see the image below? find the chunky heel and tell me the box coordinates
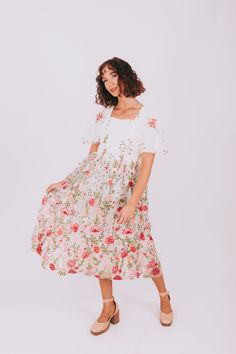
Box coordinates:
[110,310,120,324]
[159,290,174,326]
[90,296,120,335]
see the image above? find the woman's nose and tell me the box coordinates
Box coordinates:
[108,81,116,89]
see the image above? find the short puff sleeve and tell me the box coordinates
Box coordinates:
[81,109,106,145]
[140,110,168,155]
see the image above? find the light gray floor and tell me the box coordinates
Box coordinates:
[1,272,235,354]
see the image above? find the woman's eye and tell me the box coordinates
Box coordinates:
[102,74,116,83]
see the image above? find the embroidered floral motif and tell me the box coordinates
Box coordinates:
[96,111,104,121]
[147,117,157,128]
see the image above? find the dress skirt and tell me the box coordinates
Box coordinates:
[31,151,163,280]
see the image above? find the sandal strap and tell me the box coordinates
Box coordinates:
[159,290,170,297]
[103,296,114,303]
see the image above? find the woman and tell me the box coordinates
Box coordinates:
[31,56,174,336]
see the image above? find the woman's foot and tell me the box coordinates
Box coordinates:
[160,293,173,314]
[159,290,174,326]
[97,299,116,322]
[90,297,120,335]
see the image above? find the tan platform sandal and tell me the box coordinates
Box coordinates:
[159,290,174,326]
[90,296,120,335]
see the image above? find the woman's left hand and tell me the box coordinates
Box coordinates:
[116,203,136,224]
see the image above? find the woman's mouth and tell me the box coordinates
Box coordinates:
[110,87,117,93]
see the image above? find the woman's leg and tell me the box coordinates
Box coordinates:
[97,278,116,322]
[151,273,173,314]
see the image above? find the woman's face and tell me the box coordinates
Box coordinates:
[101,65,123,96]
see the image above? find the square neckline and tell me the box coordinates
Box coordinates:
[109,104,145,121]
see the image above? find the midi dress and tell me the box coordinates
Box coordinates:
[31,104,168,280]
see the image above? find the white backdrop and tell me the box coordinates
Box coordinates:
[0,1,235,353]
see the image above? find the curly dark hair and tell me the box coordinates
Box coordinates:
[95,57,145,108]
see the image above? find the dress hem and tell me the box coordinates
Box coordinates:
[34,252,163,281]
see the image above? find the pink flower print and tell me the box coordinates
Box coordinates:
[84,170,90,176]
[138,204,148,212]
[46,229,52,237]
[68,269,77,274]
[88,198,96,206]
[148,117,157,128]
[128,181,133,187]
[60,207,70,216]
[56,227,64,236]
[105,236,114,244]
[114,275,122,280]
[36,243,43,255]
[117,206,122,212]
[112,265,119,274]
[41,195,47,205]
[107,179,113,185]
[91,225,100,233]
[121,250,128,258]
[151,268,160,276]
[139,232,145,241]
[71,223,79,232]
[149,234,154,241]
[67,260,76,268]
[38,233,43,242]
[94,246,100,253]
[122,228,133,235]
[49,263,55,271]
[130,245,137,252]
[148,260,157,268]
[82,251,90,259]
[136,271,141,278]
[96,112,104,121]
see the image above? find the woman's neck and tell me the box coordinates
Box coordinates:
[115,97,142,110]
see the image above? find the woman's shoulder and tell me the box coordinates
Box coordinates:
[142,105,159,117]
[95,105,112,123]
[139,106,166,138]
[140,105,159,125]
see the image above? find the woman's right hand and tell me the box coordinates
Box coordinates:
[46,179,66,193]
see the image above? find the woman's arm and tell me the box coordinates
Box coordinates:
[128,152,155,208]
[117,152,155,224]
[89,142,100,154]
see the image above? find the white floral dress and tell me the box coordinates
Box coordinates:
[31,105,168,280]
